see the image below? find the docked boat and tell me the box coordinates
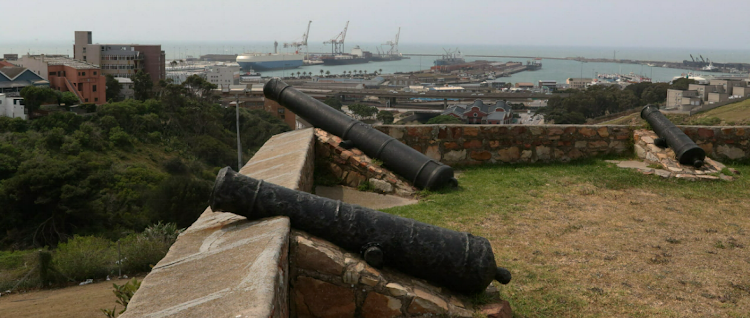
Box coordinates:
[236,52,304,71]
[321,46,370,66]
[434,48,465,66]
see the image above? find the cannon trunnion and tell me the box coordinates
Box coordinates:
[641,105,706,168]
[264,79,456,190]
[210,167,510,295]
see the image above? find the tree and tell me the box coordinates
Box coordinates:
[348,103,378,119]
[19,86,57,118]
[325,70,330,76]
[379,68,383,74]
[426,115,464,124]
[133,70,153,101]
[323,97,343,111]
[320,69,324,76]
[671,77,697,90]
[297,71,301,77]
[105,74,122,102]
[59,91,80,106]
[377,110,394,124]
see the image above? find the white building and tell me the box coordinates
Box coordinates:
[115,77,135,100]
[0,93,27,120]
[204,63,240,88]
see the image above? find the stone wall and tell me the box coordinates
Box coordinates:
[679,126,750,161]
[315,129,417,197]
[289,230,511,318]
[122,128,317,318]
[375,125,634,165]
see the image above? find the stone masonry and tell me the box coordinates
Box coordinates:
[677,126,750,161]
[289,230,512,318]
[315,128,417,197]
[374,125,634,165]
[633,129,735,180]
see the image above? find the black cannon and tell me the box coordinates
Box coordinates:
[264,79,456,190]
[210,167,511,294]
[641,105,706,168]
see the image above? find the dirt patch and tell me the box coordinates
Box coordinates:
[0,276,142,318]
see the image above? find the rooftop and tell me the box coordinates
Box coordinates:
[26,55,100,70]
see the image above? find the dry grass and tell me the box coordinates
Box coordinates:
[602,99,750,127]
[384,160,750,317]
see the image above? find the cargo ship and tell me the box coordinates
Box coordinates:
[434,48,465,66]
[236,52,304,71]
[321,46,371,66]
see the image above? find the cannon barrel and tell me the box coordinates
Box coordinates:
[641,105,706,168]
[264,79,456,190]
[211,167,510,294]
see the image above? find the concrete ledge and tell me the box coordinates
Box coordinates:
[123,128,317,318]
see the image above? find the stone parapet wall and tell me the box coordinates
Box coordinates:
[315,128,416,197]
[123,128,318,318]
[289,230,511,318]
[375,125,634,165]
[678,126,750,161]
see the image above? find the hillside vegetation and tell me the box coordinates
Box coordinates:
[0,76,289,249]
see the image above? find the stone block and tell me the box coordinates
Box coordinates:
[547,127,563,135]
[471,151,492,161]
[520,150,532,161]
[717,144,746,160]
[579,127,596,137]
[568,148,583,160]
[463,126,479,136]
[489,140,500,148]
[385,283,408,297]
[588,140,608,148]
[444,141,460,150]
[699,142,713,155]
[536,146,551,160]
[464,139,483,149]
[451,127,463,139]
[407,288,448,315]
[479,300,513,318]
[529,126,544,135]
[362,292,402,318]
[368,178,394,193]
[295,276,356,318]
[424,145,441,161]
[497,147,520,162]
[444,150,467,162]
[575,141,588,148]
[388,127,404,140]
[295,235,345,276]
[697,128,714,139]
[597,127,609,138]
[345,171,366,187]
[361,276,380,287]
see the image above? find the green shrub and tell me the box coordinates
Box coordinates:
[689,116,722,126]
[53,235,115,281]
[109,127,134,148]
[101,278,141,318]
[119,223,181,273]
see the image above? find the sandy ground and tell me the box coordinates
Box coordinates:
[0,276,141,318]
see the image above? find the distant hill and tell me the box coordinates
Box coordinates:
[602,98,750,126]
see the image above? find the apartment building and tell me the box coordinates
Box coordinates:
[205,64,240,88]
[566,78,593,90]
[74,31,165,84]
[19,54,106,104]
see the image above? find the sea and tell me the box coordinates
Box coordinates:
[3,41,748,83]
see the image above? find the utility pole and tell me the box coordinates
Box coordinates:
[235,94,242,170]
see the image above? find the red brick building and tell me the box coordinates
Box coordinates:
[20,55,106,104]
[264,98,297,129]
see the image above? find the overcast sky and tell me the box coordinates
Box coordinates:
[3,0,749,49]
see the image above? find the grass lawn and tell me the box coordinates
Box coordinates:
[383,159,750,317]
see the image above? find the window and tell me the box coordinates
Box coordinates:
[83,56,87,61]
[95,98,98,102]
[93,71,97,75]
[49,72,55,76]
[85,98,88,102]
[83,47,86,53]
[93,85,97,92]
[82,71,86,76]
[278,108,285,119]
[78,83,83,91]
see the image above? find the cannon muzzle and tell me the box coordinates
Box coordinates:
[641,105,706,168]
[264,79,457,190]
[210,167,509,294]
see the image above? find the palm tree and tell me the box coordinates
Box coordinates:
[379,68,382,74]
[319,69,324,76]
[325,70,330,76]
[297,71,301,77]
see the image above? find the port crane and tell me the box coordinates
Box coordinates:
[382,27,401,56]
[324,21,349,54]
[284,21,312,58]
